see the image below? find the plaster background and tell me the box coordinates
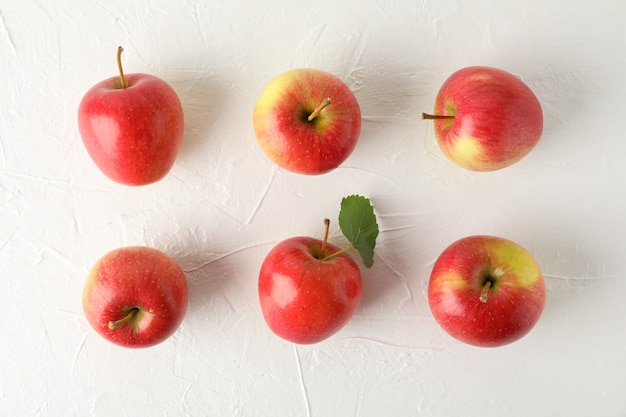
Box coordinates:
[1,0,625,415]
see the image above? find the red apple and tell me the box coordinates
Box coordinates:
[78,47,184,185]
[423,66,543,171]
[258,213,366,344]
[259,235,362,344]
[82,246,188,348]
[253,68,361,175]
[258,197,378,344]
[428,235,546,347]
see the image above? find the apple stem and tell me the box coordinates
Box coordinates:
[108,307,139,330]
[320,244,353,262]
[308,98,332,121]
[317,218,354,262]
[479,281,492,303]
[117,46,128,89]
[422,113,455,120]
[320,218,330,253]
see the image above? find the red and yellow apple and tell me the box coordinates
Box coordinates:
[428,235,546,347]
[423,66,543,171]
[253,68,361,175]
[78,47,184,185]
[82,246,188,348]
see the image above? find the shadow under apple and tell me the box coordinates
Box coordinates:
[354,206,432,316]
[166,74,226,160]
[174,253,233,312]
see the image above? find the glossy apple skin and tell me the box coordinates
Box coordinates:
[428,235,545,347]
[78,73,184,185]
[430,66,543,171]
[82,246,188,348]
[258,237,362,344]
[253,68,361,175]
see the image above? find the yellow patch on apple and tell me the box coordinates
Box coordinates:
[431,270,472,292]
[470,73,493,83]
[449,136,484,169]
[254,75,290,109]
[485,239,542,287]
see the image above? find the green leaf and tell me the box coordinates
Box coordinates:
[338,195,379,268]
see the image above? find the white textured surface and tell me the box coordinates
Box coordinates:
[2,0,626,415]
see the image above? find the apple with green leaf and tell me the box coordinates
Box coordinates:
[82,246,188,348]
[423,66,543,171]
[78,46,184,185]
[253,68,361,175]
[258,195,379,344]
[428,235,546,347]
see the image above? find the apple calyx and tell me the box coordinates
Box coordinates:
[422,113,455,120]
[108,306,143,333]
[308,98,332,121]
[115,46,128,89]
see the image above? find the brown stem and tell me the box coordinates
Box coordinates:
[320,218,330,253]
[308,98,332,121]
[318,219,355,262]
[117,46,127,89]
[108,307,139,330]
[422,113,455,120]
[479,281,492,303]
